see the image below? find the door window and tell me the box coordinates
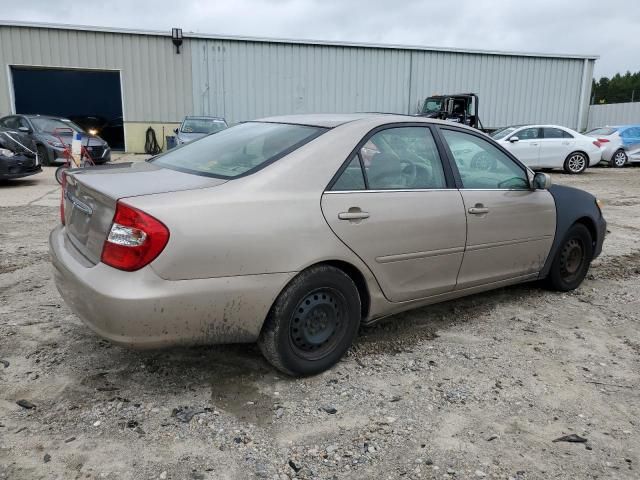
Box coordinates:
[441,129,530,190]
[331,155,366,191]
[514,127,541,140]
[2,116,20,129]
[361,127,446,190]
[543,128,572,139]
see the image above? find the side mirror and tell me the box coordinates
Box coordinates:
[18,126,32,133]
[509,136,519,143]
[173,128,179,134]
[532,172,552,190]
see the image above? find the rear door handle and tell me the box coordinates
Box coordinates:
[468,204,489,215]
[338,211,370,220]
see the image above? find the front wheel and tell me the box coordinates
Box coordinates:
[546,223,593,291]
[563,152,588,174]
[55,165,68,185]
[258,265,361,376]
[610,149,627,168]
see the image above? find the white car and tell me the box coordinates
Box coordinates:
[491,125,601,174]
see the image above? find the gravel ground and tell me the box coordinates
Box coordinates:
[1,163,639,480]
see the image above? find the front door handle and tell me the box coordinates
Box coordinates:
[468,204,489,215]
[338,208,370,221]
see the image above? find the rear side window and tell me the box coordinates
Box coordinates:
[152,122,325,178]
[543,128,573,139]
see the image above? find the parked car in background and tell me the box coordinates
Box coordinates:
[0,114,111,166]
[50,114,606,376]
[585,125,640,167]
[491,124,601,174]
[69,115,125,151]
[0,126,41,180]
[174,116,228,145]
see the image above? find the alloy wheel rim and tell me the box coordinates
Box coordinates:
[568,154,586,172]
[614,152,626,166]
[289,288,347,360]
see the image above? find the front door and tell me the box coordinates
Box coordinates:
[439,128,556,289]
[321,126,467,302]
[506,127,542,167]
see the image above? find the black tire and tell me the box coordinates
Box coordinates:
[563,152,588,174]
[55,165,68,185]
[258,265,361,376]
[610,149,627,168]
[37,145,49,167]
[546,223,593,291]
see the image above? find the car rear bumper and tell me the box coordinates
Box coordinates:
[49,225,294,348]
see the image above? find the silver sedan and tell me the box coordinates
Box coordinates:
[50,114,606,375]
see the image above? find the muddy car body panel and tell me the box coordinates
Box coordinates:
[49,114,606,362]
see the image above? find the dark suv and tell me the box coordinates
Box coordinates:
[0,115,111,166]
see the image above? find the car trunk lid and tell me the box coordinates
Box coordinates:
[63,161,226,264]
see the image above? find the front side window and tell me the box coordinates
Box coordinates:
[441,129,530,190]
[514,127,541,140]
[491,127,517,140]
[152,122,325,178]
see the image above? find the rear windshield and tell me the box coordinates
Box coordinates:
[181,118,227,134]
[151,122,326,178]
[586,127,617,136]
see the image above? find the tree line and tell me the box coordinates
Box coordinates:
[591,71,640,104]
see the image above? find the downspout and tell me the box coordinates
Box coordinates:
[576,58,589,132]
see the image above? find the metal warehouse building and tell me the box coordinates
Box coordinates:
[0,21,597,153]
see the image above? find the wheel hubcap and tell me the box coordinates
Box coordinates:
[568,155,586,172]
[290,288,345,357]
[560,238,584,281]
[614,152,626,166]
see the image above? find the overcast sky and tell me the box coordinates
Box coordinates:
[3,0,638,78]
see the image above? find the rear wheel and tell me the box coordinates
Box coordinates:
[258,265,361,376]
[563,152,587,174]
[610,149,627,168]
[37,145,49,167]
[546,223,593,291]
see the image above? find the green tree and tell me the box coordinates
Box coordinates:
[592,70,640,104]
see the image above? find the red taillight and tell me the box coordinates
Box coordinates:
[598,138,610,143]
[60,172,66,225]
[101,201,170,272]
[593,140,601,148]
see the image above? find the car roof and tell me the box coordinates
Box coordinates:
[23,114,69,120]
[184,116,226,121]
[254,113,460,128]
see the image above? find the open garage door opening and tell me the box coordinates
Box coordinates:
[11,66,125,150]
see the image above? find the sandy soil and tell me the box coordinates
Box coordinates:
[0,164,638,480]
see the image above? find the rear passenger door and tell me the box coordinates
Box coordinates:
[321,125,467,302]
[439,128,556,289]
[539,127,575,167]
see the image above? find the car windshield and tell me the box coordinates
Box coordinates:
[181,118,227,134]
[586,127,617,136]
[491,127,517,140]
[152,122,326,178]
[422,99,442,114]
[31,118,84,134]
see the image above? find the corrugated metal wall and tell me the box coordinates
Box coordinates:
[587,102,640,130]
[0,25,193,122]
[191,39,595,130]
